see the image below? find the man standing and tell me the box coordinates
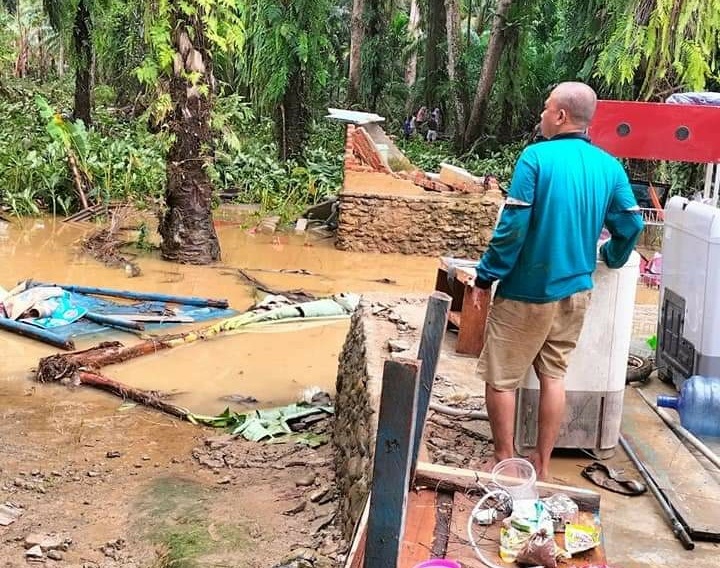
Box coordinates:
[471,82,644,480]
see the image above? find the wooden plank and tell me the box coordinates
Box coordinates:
[432,492,453,558]
[414,462,601,512]
[447,492,486,568]
[411,292,452,473]
[456,285,489,356]
[345,495,370,568]
[364,359,422,568]
[398,490,437,568]
[622,388,720,540]
[448,493,606,568]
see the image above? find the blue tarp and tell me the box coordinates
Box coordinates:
[22,291,236,340]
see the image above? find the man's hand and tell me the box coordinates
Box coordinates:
[470,285,490,311]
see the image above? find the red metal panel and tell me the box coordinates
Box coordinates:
[588,100,720,163]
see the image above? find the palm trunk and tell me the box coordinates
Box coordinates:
[424,0,447,106]
[404,0,421,113]
[72,0,93,126]
[445,0,466,147]
[463,0,513,149]
[159,20,220,264]
[347,0,365,104]
[275,69,308,161]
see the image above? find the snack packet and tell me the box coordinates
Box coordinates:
[565,523,601,555]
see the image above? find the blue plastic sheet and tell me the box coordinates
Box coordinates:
[21,291,236,340]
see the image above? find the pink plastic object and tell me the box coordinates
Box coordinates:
[413,561,462,568]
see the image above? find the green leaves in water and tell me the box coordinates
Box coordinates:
[187,403,333,446]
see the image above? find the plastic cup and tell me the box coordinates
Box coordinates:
[412,561,462,568]
[491,458,538,502]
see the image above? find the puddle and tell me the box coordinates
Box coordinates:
[0,214,438,414]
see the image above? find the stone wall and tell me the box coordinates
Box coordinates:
[336,190,502,258]
[332,306,383,541]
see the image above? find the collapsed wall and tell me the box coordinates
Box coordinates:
[335,123,504,258]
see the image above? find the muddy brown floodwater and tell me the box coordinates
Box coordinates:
[1,215,438,413]
[0,212,440,568]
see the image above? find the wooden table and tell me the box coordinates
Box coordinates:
[434,257,491,356]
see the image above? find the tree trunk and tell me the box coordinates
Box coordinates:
[404,0,421,113]
[463,0,513,149]
[72,0,93,126]
[347,0,365,104]
[275,69,308,161]
[424,0,447,106]
[159,20,220,264]
[445,0,466,148]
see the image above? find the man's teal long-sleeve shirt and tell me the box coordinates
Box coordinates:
[475,135,644,303]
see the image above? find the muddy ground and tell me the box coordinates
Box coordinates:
[4,212,698,568]
[1,213,443,568]
[0,377,343,568]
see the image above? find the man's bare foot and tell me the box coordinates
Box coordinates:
[528,453,549,481]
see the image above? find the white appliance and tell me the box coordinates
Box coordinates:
[657,196,720,388]
[515,252,640,457]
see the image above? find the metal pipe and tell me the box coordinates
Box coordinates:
[429,401,489,420]
[84,312,145,331]
[29,281,229,308]
[0,317,75,350]
[635,387,720,471]
[619,434,695,550]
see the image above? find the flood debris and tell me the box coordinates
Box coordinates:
[0,503,23,526]
[229,267,318,303]
[81,206,139,272]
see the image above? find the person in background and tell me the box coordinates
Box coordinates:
[431,107,442,130]
[426,114,438,142]
[403,115,414,140]
[415,106,428,125]
[471,81,644,480]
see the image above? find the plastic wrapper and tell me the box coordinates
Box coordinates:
[516,528,557,568]
[499,524,531,563]
[542,493,579,532]
[565,523,601,555]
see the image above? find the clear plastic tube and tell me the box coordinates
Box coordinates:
[466,489,512,568]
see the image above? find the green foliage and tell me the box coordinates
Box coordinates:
[592,0,720,99]
[0,81,169,217]
[209,111,344,221]
[240,0,331,112]
[399,137,522,186]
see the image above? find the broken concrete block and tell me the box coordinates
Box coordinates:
[0,503,22,526]
[24,533,64,551]
[25,545,43,559]
[258,216,280,235]
[439,162,484,192]
[294,218,308,233]
[387,339,411,353]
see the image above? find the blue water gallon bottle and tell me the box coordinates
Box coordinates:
[657,375,720,437]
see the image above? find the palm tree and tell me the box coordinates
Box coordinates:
[241,0,332,160]
[41,0,97,125]
[138,0,242,264]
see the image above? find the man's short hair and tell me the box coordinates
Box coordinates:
[552,82,598,127]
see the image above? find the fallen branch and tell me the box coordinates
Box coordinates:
[232,268,317,303]
[77,370,189,419]
[36,340,171,382]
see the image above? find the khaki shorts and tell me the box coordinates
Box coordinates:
[476,291,591,391]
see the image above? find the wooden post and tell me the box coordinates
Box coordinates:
[364,358,422,568]
[456,284,490,356]
[411,291,451,474]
